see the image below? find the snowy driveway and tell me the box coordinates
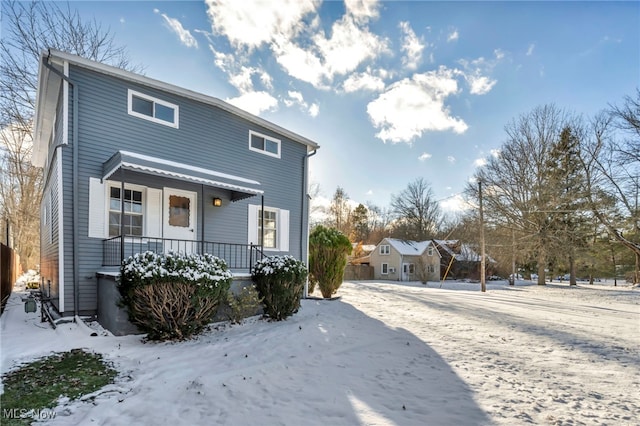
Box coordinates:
[1,280,638,425]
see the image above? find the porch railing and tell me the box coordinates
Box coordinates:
[103,236,265,270]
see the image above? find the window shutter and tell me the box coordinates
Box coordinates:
[247,204,259,245]
[146,188,162,237]
[279,209,289,252]
[88,177,105,238]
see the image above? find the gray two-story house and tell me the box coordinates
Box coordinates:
[32,50,319,329]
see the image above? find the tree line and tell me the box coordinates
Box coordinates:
[313,95,639,285]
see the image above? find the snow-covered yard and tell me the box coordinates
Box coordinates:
[1,279,638,425]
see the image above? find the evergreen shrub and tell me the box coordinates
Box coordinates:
[309,226,352,298]
[251,255,307,321]
[119,251,232,340]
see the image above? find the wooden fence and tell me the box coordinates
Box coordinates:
[343,264,374,281]
[1,243,21,314]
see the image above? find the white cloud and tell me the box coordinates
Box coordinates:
[490,148,500,158]
[467,75,497,95]
[284,90,319,117]
[205,0,316,49]
[225,91,278,115]
[205,0,389,90]
[458,50,504,96]
[158,12,198,48]
[399,21,424,70]
[526,43,535,56]
[418,152,432,161]
[272,39,327,88]
[308,103,320,117]
[228,66,257,93]
[366,67,468,144]
[447,29,459,42]
[440,194,471,212]
[313,14,389,80]
[447,156,456,163]
[474,157,487,167]
[288,90,305,104]
[366,189,373,195]
[208,44,234,72]
[344,0,380,24]
[342,71,385,93]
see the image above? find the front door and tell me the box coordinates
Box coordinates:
[402,263,413,281]
[163,188,197,254]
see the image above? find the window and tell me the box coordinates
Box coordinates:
[168,195,190,227]
[108,186,144,237]
[128,89,179,128]
[381,263,389,275]
[427,246,434,256]
[380,244,390,255]
[249,131,280,158]
[409,264,415,274]
[247,205,289,251]
[259,209,277,248]
[428,265,435,273]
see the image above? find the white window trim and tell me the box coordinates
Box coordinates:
[106,181,147,238]
[380,244,390,255]
[249,130,281,159]
[381,263,389,275]
[127,89,179,128]
[248,204,290,252]
[427,246,434,256]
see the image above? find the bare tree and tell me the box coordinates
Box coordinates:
[390,178,441,241]
[0,0,139,269]
[579,93,640,283]
[328,186,352,237]
[470,104,574,285]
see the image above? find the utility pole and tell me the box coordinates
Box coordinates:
[510,228,515,286]
[479,180,486,292]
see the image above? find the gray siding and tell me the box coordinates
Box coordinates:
[40,90,65,312]
[59,65,310,314]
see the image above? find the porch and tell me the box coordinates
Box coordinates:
[102,235,264,272]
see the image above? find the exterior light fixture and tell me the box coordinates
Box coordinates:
[213,197,222,207]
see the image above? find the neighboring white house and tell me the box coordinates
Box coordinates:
[369,238,441,282]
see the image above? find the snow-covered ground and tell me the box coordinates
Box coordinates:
[1,279,638,425]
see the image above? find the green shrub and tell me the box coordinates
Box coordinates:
[226,285,263,324]
[309,226,352,298]
[119,251,232,340]
[251,255,307,321]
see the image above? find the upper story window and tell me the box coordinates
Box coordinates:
[128,89,179,128]
[380,244,390,255]
[249,130,280,158]
[427,246,434,256]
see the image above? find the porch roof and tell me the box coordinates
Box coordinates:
[103,150,263,201]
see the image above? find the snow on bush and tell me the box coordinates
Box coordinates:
[251,255,307,321]
[118,251,232,340]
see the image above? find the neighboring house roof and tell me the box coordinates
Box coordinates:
[384,238,435,256]
[361,244,377,253]
[432,239,493,263]
[33,49,320,167]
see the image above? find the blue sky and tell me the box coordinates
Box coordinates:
[70,0,638,213]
